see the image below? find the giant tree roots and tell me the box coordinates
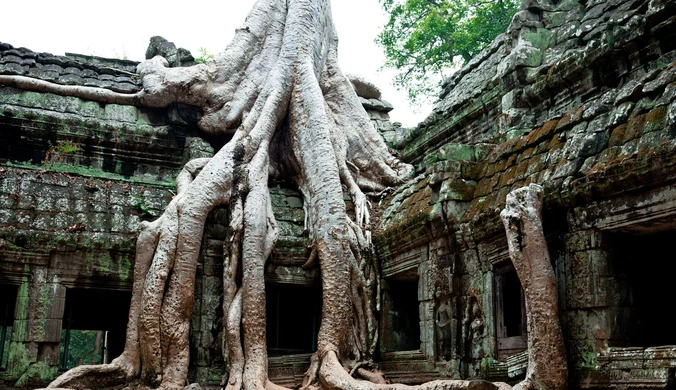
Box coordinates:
[0,1,568,389]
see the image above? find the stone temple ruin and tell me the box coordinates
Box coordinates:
[1,0,676,388]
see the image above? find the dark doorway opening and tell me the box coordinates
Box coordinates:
[59,288,131,370]
[0,285,17,370]
[495,263,527,359]
[266,284,322,356]
[381,278,421,353]
[501,269,524,337]
[611,230,676,347]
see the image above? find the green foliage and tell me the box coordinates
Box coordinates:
[577,341,598,369]
[194,47,215,64]
[54,140,80,154]
[0,325,11,369]
[480,354,495,372]
[131,194,157,217]
[425,152,439,165]
[376,0,519,101]
[44,140,80,166]
[59,330,104,369]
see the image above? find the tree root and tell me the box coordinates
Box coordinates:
[0,75,141,105]
[317,351,499,390]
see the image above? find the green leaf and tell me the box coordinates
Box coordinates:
[376,0,519,102]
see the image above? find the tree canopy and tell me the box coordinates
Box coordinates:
[376,0,519,101]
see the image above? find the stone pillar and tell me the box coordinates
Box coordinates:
[6,274,33,380]
[418,258,436,360]
[6,269,64,384]
[561,228,612,367]
[482,270,496,361]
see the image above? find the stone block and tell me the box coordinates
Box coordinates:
[0,174,20,195]
[607,101,635,129]
[274,207,304,223]
[89,213,109,232]
[110,213,127,233]
[46,297,65,323]
[552,157,583,179]
[277,221,304,237]
[57,73,84,85]
[27,67,59,81]
[12,319,29,341]
[72,199,88,213]
[418,260,432,301]
[419,300,435,322]
[83,78,113,89]
[38,342,61,366]
[439,178,476,202]
[202,276,223,302]
[53,212,73,230]
[565,229,604,251]
[53,197,70,212]
[0,62,28,75]
[41,319,63,343]
[420,319,435,358]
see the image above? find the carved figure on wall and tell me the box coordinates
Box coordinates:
[435,288,454,361]
[460,296,480,360]
[467,297,484,362]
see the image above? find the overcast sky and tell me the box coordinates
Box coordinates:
[0,0,433,127]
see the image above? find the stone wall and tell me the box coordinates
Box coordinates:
[376,0,676,386]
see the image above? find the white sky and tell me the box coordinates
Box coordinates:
[0,0,433,127]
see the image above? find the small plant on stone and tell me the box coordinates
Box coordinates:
[426,152,439,165]
[131,194,157,217]
[194,47,214,64]
[44,140,80,165]
[577,341,598,369]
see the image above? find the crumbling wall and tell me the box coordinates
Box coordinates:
[377,0,676,386]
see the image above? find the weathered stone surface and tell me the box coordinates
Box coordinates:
[145,36,195,67]
[347,74,382,99]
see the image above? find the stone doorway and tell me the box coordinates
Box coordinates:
[495,262,527,360]
[265,283,322,357]
[0,284,17,370]
[381,277,421,353]
[59,288,130,370]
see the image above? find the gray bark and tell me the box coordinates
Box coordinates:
[500,184,568,390]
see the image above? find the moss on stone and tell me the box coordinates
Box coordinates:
[4,161,176,188]
[118,253,132,281]
[14,361,58,387]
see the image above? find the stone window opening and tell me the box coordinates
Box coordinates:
[0,284,17,370]
[381,276,421,353]
[265,283,322,357]
[495,262,527,360]
[59,288,130,370]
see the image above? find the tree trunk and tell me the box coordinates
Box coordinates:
[500,184,568,390]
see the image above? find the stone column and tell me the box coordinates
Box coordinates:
[6,269,64,385]
[562,228,612,367]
